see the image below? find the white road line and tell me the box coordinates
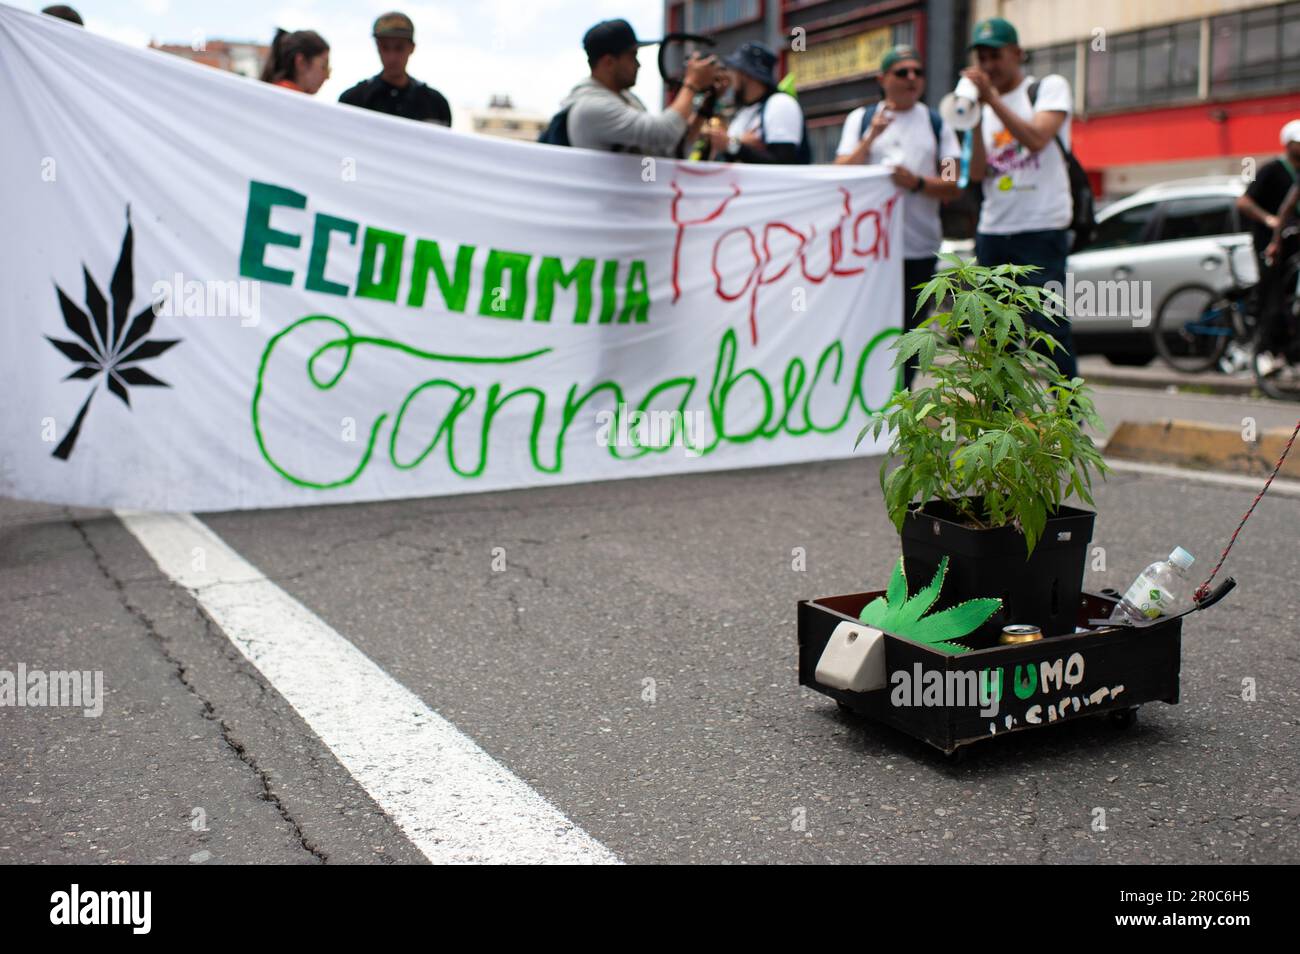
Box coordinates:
[116,510,619,865]
[1103,458,1300,497]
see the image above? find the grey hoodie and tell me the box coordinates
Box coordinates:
[561,77,687,157]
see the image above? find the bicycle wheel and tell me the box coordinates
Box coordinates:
[1152,283,1230,373]
[1253,349,1300,400]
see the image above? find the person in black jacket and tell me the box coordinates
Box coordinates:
[1242,120,1300,371]
[339,12,451,126]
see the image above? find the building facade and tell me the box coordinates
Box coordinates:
[468,95,547,143]
[664,1,1300,197]
[150,39,268,79]
[970,0,1300,197]
[663,1,968,163]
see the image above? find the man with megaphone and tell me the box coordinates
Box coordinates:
[834,44,962,389]
[960,16,1079,380]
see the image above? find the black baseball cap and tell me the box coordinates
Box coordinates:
[583,19,658,61]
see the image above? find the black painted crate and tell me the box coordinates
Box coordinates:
[797,590,1181,756]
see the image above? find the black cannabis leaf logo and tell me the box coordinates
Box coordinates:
[46,207,179,459]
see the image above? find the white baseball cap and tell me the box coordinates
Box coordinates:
[1282,120,1300,146]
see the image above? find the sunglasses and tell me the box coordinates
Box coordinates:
[891,67,924,78]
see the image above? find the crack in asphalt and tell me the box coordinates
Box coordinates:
[502,587,527,637]
[1023,775,1050,863]
[512,560,552,590]
[69,513,329,864]
[483,550,566,639]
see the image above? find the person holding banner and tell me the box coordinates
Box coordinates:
[834,44,961,389]
[259,29,331,96]
[338,12,452,127]
[559,18,718,156]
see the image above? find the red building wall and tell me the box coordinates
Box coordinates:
[1073,92,1300,171]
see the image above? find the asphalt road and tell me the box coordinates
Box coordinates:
[2,390,1298,864]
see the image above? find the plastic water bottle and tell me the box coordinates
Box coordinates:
[1109,548,1195,624]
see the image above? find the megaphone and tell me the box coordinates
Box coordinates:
[939,77,981,131]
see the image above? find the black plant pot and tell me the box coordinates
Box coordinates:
[900,500,1096,644]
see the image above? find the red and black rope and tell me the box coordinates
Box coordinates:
[1193,419,1300,604]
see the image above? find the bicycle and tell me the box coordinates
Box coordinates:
[1151,242,1259,374]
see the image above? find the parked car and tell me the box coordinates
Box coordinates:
[1067,177,1254,366]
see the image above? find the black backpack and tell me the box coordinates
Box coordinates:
[756,92,812,164]
[537,103,630,152]
[538,105,572,146]
[856,101,944,152]
[1027,79,1096,251]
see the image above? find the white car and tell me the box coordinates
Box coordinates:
[1067,177,1254,366]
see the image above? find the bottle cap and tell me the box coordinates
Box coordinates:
[1169,546,1194,570]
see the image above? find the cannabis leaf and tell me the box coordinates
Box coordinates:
[859,557,1001,655]
[46,207,178,459]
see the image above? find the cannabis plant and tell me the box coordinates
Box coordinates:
[858,256,1108,555]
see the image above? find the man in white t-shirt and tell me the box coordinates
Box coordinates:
[835,44,961,388]
[964,16,1078,379]
[701,42,806,164]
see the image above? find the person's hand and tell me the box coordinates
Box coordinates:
[739,129,763,149]
[1265,213,1281,231]
[705,125,730,155]
[684,53,718,92]
[1265,239,1280,265]
[890,165,921,191]
[866,106,893,140]
[961,66,994,102]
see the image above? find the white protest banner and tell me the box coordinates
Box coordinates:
[0,5,902,512]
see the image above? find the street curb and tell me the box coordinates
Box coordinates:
[1081,366,1259,396]
[1104,458,1300,497]
[1104,419,1299,480]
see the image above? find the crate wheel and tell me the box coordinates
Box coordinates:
[1108,707,1138,730]
[836,701,855,713]
[944,746,969,764]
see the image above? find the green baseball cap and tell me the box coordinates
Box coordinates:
[880,44,922,73]
[970,17,1018,49]
[373,11,415,40]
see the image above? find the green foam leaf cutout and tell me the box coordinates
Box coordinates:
[859,557,1002,655]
